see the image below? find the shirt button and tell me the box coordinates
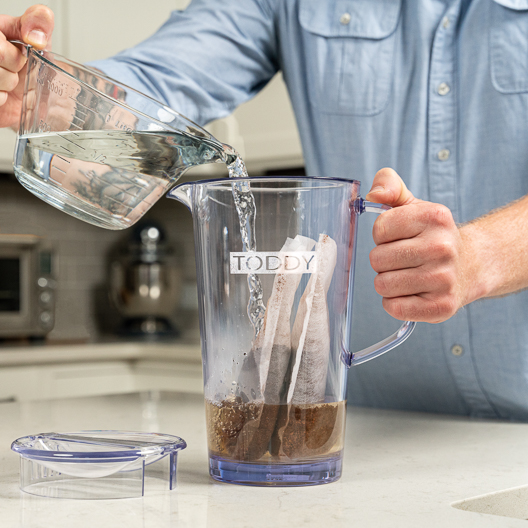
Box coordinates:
[438,82,450,96]
[451,345,464,357]
[437,149,450,161]
[442,16,450,29]
[340,12,351,25]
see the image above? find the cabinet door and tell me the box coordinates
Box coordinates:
[0,0,64,172]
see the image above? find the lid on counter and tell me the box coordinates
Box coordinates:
[11,430,187,499]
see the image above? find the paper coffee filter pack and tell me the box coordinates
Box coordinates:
[235,234,316,404]
[231,235,315,460]
[287,234,338,405]
[257,234,316,403]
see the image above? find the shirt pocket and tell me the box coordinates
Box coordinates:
[490,0,528,93]
[299,0,402,116]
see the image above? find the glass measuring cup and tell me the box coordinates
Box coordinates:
[169,176,415,486]
[12,42,235,230]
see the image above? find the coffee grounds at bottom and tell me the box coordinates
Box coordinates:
[205,398,345,463]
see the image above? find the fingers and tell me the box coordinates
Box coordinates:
[0,63,19,90]
[0,14,22,42]
[0,5,53,123]
[0,38,25,107]
[374,266,457,299]
[0,6,54,49]
[371,234,457,274]
[366,167,418,207]
[20,5,54,49]
[0,37,27,72]
[382,294,459,324]
[372,201,455,245]
[370,239,423,272]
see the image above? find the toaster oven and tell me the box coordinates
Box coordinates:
[0,234,55,339]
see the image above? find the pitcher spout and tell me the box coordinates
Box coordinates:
[168,183,193,210]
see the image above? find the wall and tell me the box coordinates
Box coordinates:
[0,173,198,341]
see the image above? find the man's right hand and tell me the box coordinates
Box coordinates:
[0,5,54,129]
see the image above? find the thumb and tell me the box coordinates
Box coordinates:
[365,167,419,207]
[0,5,54,49]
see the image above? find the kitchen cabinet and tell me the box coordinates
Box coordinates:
[0,342,203,401]
[0,0,303,174]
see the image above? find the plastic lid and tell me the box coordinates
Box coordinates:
[11,431,186,499]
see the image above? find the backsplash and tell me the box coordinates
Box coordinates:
[0,174,198,341]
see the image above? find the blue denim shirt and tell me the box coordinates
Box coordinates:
[94,0,528,420]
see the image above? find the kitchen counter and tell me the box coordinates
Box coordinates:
[0,391,527,527]
[0,341,203,401]
[0,340,202,367]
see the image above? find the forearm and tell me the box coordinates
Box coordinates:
[460,194,528,305]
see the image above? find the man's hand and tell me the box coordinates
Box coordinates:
[0,5,54,128]
[366,168,474,323]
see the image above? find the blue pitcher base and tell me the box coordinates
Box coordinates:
[208,455,342,486]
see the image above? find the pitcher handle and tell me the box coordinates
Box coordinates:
[344,199,416,367]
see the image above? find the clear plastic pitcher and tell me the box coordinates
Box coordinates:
[169,176,415,486]
[12,43,235,230]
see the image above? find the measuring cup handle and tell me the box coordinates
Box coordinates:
[8,39,30,50]
[345,199,416,367]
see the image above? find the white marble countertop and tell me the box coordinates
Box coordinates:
[1,391,527,527]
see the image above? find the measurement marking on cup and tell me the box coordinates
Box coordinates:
[71,115,86,126]
[97,179,140,199]
[58,133,86,150]
[92,191,134,212]
[50,164,67,175]
[92,173,142,197]
[48,175,63,186]
[69,97,98,115]
[56,156,71,164]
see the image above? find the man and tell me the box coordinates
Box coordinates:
[2,2,528,419]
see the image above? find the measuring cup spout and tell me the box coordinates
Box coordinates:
[167,183,193,211]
